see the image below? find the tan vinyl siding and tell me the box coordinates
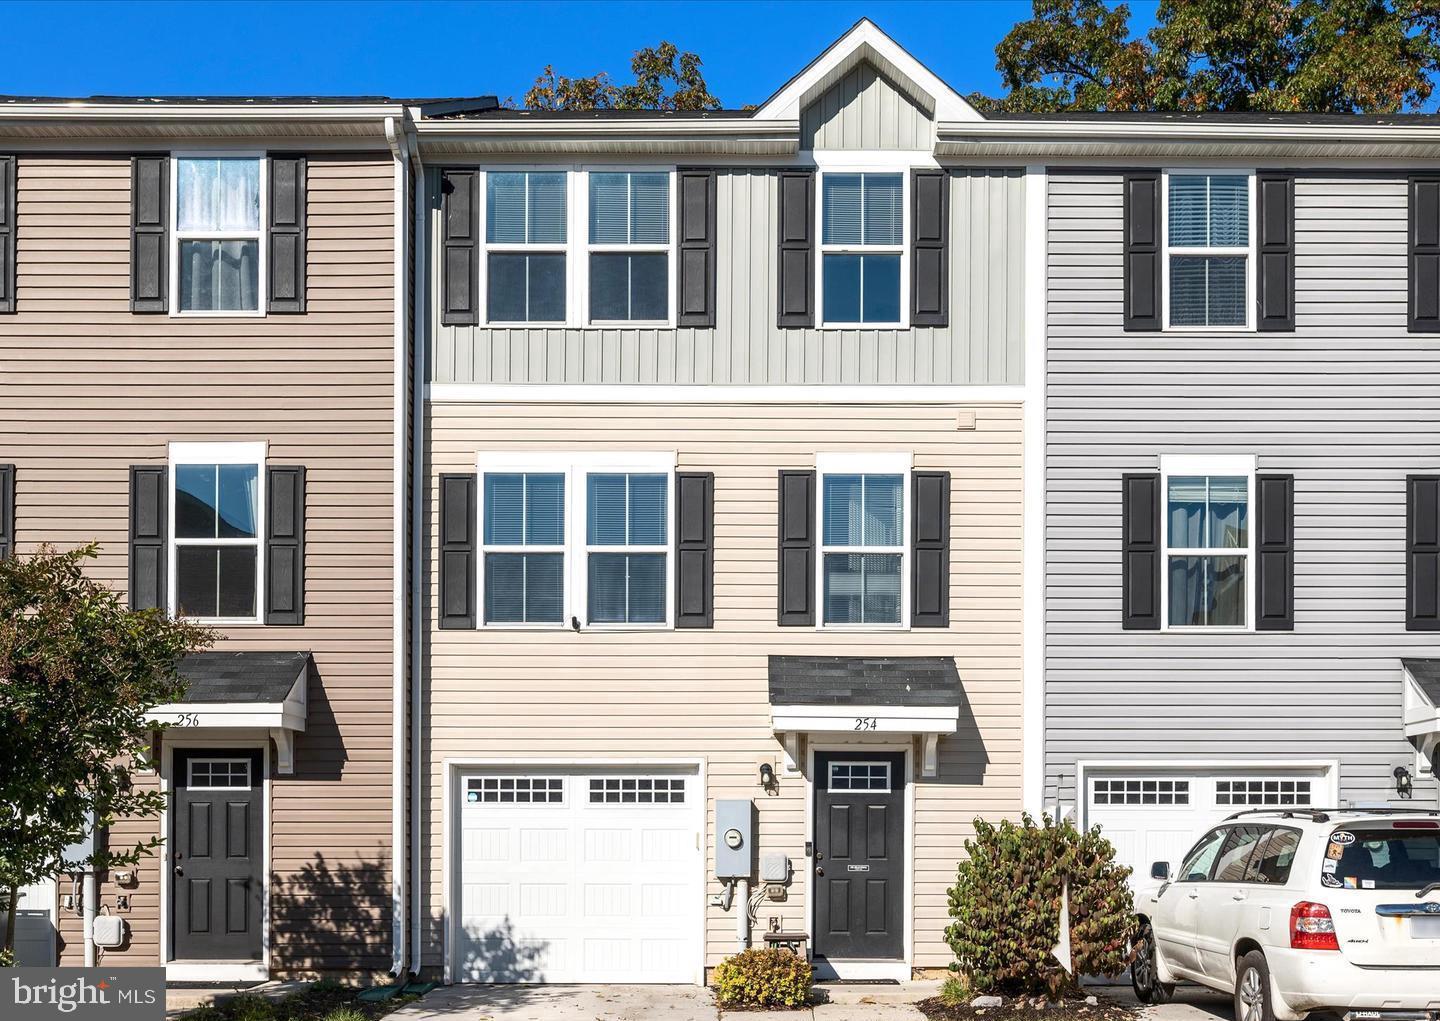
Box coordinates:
[423,401,1023,971]
[800,61,933,151]
[431,168,1027,386]
[2,155,397,975]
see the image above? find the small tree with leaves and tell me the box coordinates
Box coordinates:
[523,41,721,111]
[0,545,213,958]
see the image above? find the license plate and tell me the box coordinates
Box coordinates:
[1412,915,1440,940]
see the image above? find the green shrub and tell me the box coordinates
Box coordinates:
[712,947,812,1010]
[224,995,278,1021]
[180,1008,223,1021]
[319,1009,367,1021]
[945,813,1136,998]
[0,946,14,968]
[938,975,970,1007]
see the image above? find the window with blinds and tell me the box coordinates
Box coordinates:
[820,172,904,326]
[588,171,671,323]
[482,471,566,624]
[1165,172,1253,329]
[586,472,668,624]
[485,171,567,323]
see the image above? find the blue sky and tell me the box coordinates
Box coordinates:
[0,0,1160,106]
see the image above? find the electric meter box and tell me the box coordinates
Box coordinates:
[715,799,756,879]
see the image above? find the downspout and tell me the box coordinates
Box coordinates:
[406,125,427,977]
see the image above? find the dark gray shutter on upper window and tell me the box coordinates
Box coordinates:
[1256,173,1295,332]
[131,156,168,314]
[911,470,950,628]
[0,464,14,559]
[439,473,476,629]
[675,471,714,628]
[910,170,948,327]
[776,170,815,328]
[440,169,478,326]
[1407,475,1440,630]
[265,465,305,625]
[1410,176,1440,334]
[1123,172,1161,332]
[777,469,815,625]
[1122,473,1161,629]
[1255,473,1294,631]
[268,155,307,314]
[129,466,167,611]
[0,155,15,314]
[676,169,717,328]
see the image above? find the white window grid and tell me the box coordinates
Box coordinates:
[466,776,564,805]
[1092,778,1191,806]
[815,452,912,630]
[187,758,252,791]
[481,168,570,326]
[170,152,268,319]
[588,776,686,804]
[816,169,910,329]
[479,470,567,627]
[167,441,267,625]
[1160,454,1256,632]
[828,761,891,793]
[1216,779,1313,807]
[1161,168,1257,332]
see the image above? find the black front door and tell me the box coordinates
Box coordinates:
[813,751,905,961]
[172,749,263,961]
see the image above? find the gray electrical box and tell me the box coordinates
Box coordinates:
[760,852,791,884]
[715,799,756,879]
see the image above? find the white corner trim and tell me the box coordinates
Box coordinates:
[427,383,1027,405]
[1021,163,1047,817]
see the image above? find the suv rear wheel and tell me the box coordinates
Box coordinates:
[1235,950,1276,1021]
[1130,920,1174,1004]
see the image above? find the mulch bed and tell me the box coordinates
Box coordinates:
[917,993,1138,1021]
[181,982,423,1021]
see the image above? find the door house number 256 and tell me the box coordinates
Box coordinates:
[853,717,877,731]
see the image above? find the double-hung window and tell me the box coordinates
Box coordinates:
[1164,171,1254,329]
[173,156,265,314]
[820,172,904,326]
[1162,455,1254,629]
[484,171,567,323]
[586,472,669,624]
[587,170,672,323]
[817,454,909,627]
[170,442,265,623]
[482,471,566,624]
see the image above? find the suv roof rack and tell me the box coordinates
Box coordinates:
[1223,807,1440,823]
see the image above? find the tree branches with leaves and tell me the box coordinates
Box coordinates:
[0,545,213,955]
[522,41,721,111]
[977,0,1440,113]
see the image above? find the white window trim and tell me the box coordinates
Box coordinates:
[579,165,678,329]
[816,167,910,330]
[477,460,569,629]
[169,152,268,319]
[186,756,252,792]
[815,451,912,631]
[168,440,267,626]
[1160,168,1257,333]
[475,451,677,632]
[1159,453,1256,633]
[828,760,893,794]
[478,166,574,328]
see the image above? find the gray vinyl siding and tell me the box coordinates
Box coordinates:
[429,168,1026,386]
[1046,170,1440,811]
[800,62,933,151]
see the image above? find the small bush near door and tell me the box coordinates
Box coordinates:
[945,814,1135,998]
[712,947,813,1009]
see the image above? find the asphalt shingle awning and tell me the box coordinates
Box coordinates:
[1400,660,1440,769]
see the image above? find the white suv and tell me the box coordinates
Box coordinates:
[1130,809,1440,1021]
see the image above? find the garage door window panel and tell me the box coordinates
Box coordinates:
[588,776,685,804]
[1092,777,1190,806]
[1216,778,1312,807]
[466,776,564,805]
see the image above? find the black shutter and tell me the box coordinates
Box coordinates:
[265,466,306,625]
[1121,473,1161,630]
[1410,176,1440,333]
[268,155,306,314]
[676,169,717,328]
[0,155,14,314]
[439,473,476,629]
[131,156,168,314]
[1256,173,1295,332]
[0,464,14,559]
[910,169,948,327]
[1407,475,1440,630]
[675,472,714,628]
[777,470,815,625]
[440,169,478,326]
[1255,473,1295,631]
[129,466,167,611]
[911,470,950,628]
[776,170,815,328]
[1123,172,1161,331]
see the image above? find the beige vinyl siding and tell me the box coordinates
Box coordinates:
[800,62,933,151]
[2,155,397,975]
[431,168,1026,386]
[423,401,1023,971]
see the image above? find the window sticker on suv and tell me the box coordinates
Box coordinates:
[1323,828,1440,891]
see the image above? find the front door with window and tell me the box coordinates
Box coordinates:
[813,752,905,961]
[172,749,263,961]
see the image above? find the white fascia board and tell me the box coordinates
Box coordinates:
[0,103,403,121]
[151,667,308,732]
[771,704,960,733]
[413,117,799,157]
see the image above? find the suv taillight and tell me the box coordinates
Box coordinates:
[1291,901,1340,951]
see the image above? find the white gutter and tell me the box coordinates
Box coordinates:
[406,123,428,977]
[413,116,797,138]
[0,102,404,121]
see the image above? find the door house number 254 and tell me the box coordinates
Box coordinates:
[853,717,878,731]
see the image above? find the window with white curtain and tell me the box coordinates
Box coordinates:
[1162,456,1254,629]
[818,454,909,626]
[173,156,264,314]
[485,171,567,323]
[1165,171,1254,329]
[587,170,671,323]
[169,442,266,623]
[482,471,566,624]
[820,172,904,326]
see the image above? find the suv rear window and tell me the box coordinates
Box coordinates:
[1324,827,1440,890]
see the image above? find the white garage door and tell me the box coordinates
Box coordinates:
[456,767,703,984]
[1085,769,1329,886]
[13,878,56,966]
